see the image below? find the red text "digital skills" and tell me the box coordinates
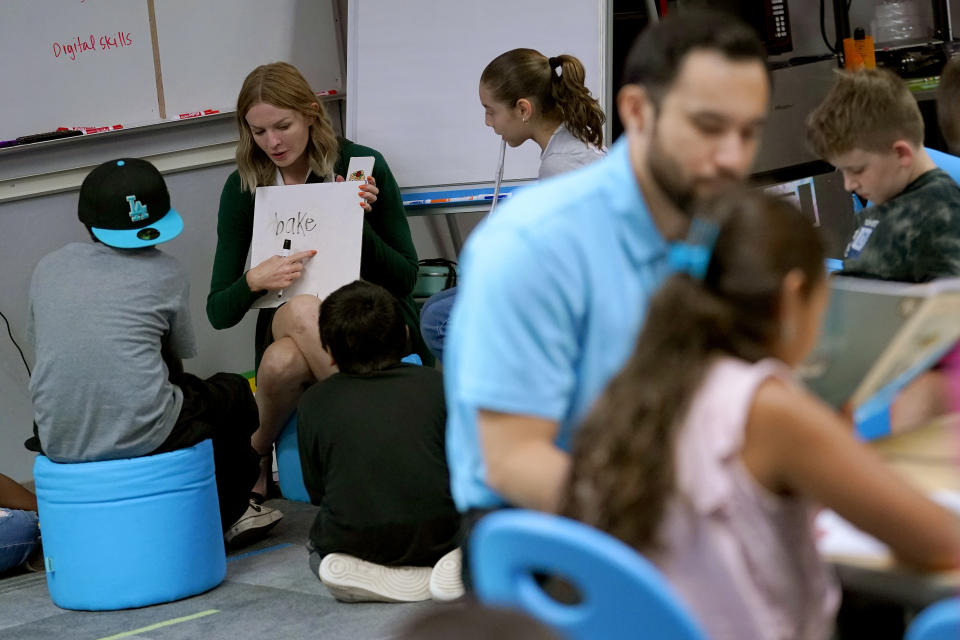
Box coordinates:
[52,32,134,61]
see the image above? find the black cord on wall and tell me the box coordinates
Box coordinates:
[0,310,31,378]
[821,0,839,53]
[821,0,855,55]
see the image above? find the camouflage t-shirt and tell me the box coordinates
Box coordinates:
[842,169,960,282]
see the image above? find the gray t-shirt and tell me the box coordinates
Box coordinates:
[28,242,197,462]
[538,124,605,180]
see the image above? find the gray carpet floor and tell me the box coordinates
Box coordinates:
[0,499,441,640]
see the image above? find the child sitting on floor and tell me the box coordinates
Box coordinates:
[298,280,461,603]
[0,473,40,574]
[563,190,960,640]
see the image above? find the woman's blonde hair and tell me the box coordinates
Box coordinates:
[235,62,340,192]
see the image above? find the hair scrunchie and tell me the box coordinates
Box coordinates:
[548,56,562,75]
[667,218,720,281]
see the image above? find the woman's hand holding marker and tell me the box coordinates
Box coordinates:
[245,249,317,293]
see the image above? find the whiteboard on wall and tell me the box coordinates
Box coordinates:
[0,0,344,143]
[154,0,343,118]
[1,0,160,141]
[346,0,606,189]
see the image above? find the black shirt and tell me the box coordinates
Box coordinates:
[297,363,459,566]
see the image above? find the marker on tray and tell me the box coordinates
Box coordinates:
[177,109,221,120]
[404,192,512,207]
[15,130,83,144]
[57,125,124,135]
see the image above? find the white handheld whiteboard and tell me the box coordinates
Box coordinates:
[250,182,363,308]
[346,0,606,189]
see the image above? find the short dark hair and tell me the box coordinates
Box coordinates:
[622,9,768,105]
[318,280,408,375]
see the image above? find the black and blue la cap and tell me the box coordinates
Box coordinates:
[78,158,183,248]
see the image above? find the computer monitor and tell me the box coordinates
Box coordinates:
[761,170,857,260]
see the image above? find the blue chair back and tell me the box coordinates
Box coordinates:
[470,510,708,640]
[906,598,960,640]
[927,148,960,184]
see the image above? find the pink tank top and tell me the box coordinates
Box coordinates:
[653,357,840,640]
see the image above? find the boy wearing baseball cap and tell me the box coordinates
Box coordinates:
[27,158,281,547]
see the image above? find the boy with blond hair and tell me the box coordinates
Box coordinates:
[807,68,960,282]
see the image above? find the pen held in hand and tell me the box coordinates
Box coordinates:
[277,239,291,299]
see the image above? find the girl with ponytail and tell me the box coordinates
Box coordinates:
[420,49,607,363]
[563,190,960,640]
[479,48,605,179]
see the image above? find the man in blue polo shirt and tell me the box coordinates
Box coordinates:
[444,10,772,536]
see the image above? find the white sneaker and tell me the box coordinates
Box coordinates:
[224,500,283,548]
[318,553,431,603]
[429,547,464,602]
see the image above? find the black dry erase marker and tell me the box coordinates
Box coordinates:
[278,239,292,299]
[15,130,83,145]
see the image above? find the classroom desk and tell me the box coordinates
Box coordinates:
[825,415,960,608]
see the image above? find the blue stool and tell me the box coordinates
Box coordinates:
[34,439,226,610]
[276,354,424,503]
[276,413,311,503]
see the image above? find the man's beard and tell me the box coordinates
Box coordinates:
[646,124,741,214]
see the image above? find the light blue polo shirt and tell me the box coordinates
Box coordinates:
[444,138,671,511]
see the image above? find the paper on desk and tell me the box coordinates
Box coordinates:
[816,490,960,558]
